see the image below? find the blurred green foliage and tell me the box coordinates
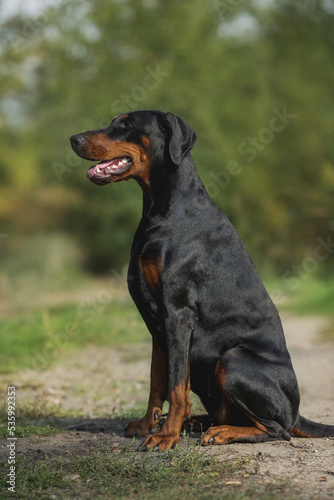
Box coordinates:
[0,298,148,373]
[0,0,333,275]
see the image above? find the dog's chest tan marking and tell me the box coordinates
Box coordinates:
[139,256,163,291]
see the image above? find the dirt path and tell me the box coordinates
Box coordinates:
[1,314,334,498]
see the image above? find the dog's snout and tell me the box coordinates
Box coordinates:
[70,134,86,149]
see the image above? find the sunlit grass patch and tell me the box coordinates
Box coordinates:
[0,299,147,374]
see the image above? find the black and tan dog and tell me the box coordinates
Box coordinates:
[70,110,334,450]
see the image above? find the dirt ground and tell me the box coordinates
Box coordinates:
[1,314,334,498]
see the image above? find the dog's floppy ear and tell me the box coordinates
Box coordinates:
[164,112,197,165]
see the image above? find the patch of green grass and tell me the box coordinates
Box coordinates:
[0,424,60,439]
[0,232,89,295]
[0,298,147,374]
[72,444,246,499]
[2,273,333,374]
[284,279,334,317]
[265,276,334,319]
[0,445,245,499]
[0,456,66,499]
[15,397,75,421]
[0,445,299,500]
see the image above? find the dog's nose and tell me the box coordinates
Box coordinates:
[70,134,86,148]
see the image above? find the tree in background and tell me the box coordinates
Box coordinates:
[0,0,333,275]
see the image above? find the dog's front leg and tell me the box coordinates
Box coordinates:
[140,308,195,451]
[125,338,168,437]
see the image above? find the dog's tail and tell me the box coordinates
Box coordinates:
[291,414,334,438]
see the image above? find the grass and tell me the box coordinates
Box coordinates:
[0,443,291,500]
[1,275,334,374]
[0,423,60,439]
[0,298,147,374]
[0,235,331,499]
[265,275,334,317]
[280,278,334,316]
[3,276,334,375]
[0,233,333,374]
[0,233,151,373]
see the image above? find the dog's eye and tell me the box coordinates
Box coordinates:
[121,119,134,128]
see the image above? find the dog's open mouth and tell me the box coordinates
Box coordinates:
[87,156,133,183]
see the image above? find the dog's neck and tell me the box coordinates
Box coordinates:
[141,155,209,219]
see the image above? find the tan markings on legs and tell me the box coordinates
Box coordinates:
[290,426,313,438]
[245,413,269,433]
[141,374,191,451]
[214,360,240,425]
[125,339,167,437]
[186,375,191,418]
[202,360,269,444]
[202,425,267,445]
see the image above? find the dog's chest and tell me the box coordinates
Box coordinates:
[128,249,163,301]
[127,252,165,341]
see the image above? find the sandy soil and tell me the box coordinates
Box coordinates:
[1,314,334,498]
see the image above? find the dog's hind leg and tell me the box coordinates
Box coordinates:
[201,348,298,445]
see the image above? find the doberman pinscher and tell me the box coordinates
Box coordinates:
[70,110,334,450]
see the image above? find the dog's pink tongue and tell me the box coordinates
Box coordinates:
[87,166,97,179]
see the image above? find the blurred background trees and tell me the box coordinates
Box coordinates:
[0,0,333,278]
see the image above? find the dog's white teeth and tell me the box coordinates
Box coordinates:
[96,166,101,173]
[118,161,123,166]
[122,158,128,164]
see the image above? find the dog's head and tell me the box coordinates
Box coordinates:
[70,110,197,191]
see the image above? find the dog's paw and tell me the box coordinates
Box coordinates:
[124,418,153,437]
[201,425,232,445]
[125,409,162,437]
[140,432,180,451]
[201,425,266,445]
